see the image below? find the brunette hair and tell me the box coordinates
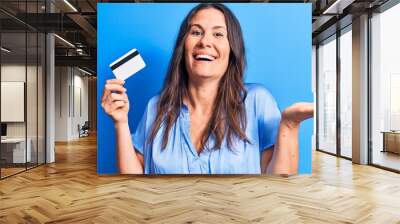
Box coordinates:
[147,3,249,150]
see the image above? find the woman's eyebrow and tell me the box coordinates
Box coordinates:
[212,25,227,30]
[189,24,227,30]
[190,24,204,29]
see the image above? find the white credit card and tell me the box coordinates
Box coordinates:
[109,48,146,80]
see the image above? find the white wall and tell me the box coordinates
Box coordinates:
[1,65,39,138]
[54,66,69,141]
[54,66,89,141]
[72,72,89,138]
[1,63,46,163]
[1,65,25,129]
[1,65,26,140]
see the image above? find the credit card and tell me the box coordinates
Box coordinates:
[109,48,146,80]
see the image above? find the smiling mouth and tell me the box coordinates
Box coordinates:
[194,54,216,62]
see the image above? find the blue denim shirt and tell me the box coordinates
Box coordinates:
[132,83,281,174]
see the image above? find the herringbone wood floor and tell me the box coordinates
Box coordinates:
[1,134,400,223]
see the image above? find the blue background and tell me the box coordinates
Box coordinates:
[97,3,312,174]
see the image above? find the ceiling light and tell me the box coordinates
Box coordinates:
[54,34,75,48]
[1,47,11,53]
[78,67,93,76]
[63,0,78,12]
[322,0,355,15]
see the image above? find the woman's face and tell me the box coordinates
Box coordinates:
[184,8,230,82]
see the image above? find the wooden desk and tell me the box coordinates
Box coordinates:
[381,131,400,154]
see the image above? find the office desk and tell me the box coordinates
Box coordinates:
[381,131,400,154]
[1,138,31,163]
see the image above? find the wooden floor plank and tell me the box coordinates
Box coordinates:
[0,134,399,223]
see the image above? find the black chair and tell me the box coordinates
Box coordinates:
[78,121,90,138]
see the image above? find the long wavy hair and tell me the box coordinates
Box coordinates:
[147,3,249,150]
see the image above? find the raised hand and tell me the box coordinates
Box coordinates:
[101,79,129,124]
[268,102,314,176]
[281,102,314,128]
[101,79,143,173]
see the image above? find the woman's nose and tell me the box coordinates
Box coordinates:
[198,33,213,48]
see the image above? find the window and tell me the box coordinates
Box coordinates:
[0,0,47,179]
[339,27,352,158]
[370,2,400,171]
[317,35,337,155]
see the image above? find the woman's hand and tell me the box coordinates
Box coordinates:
[101,79,129,124]
[267,102,314,176]
[281,102,314,128]
[101,79,143,173]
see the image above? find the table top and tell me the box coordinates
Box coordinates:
[381,131,400,134]
[1,138,28,143]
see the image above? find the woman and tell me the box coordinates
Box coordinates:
[101,3,313,175]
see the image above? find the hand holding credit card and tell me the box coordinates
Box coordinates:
[109,48,146,81]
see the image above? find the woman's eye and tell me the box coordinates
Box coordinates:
[191,30,202,36]
[214,32,224,38]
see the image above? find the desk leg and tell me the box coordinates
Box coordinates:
[382,133,386,153]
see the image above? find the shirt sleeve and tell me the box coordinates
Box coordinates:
[254,86,281,152]
[132,96,158,155]
[132,110,147,155]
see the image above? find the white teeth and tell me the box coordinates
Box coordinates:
[195,54,215,61]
